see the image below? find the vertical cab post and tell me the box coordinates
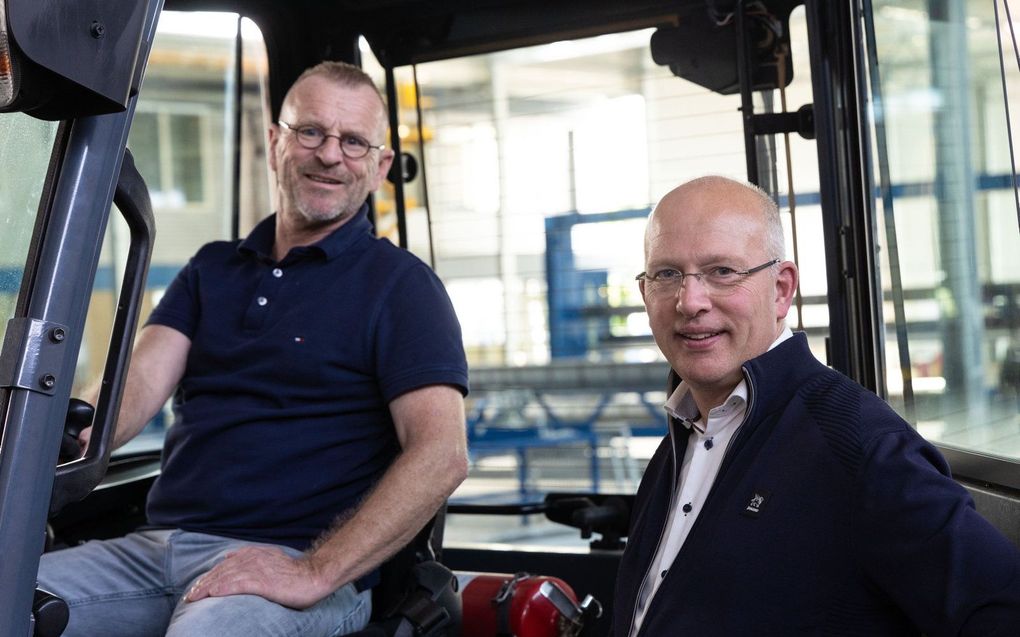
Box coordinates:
[0,1,164,635]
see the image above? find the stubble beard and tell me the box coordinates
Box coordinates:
[294,197,353,229]
[281,167,368,231]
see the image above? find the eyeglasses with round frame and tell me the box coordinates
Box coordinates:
[635,259,780,297]
[278,121,386,159]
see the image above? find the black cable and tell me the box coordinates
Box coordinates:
[862,0,915,422]
[994,0,1020,234]
[384,66,408,249]
[412,64,437,269]
[231,15,243,240]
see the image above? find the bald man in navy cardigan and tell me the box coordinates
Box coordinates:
[615,176,1020,636]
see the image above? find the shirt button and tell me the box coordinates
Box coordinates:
[257,296,268,306]
[272,268,283,278]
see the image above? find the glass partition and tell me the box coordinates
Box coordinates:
[75,12,270,454]
[867,0,1020,462]
[0,114,60,342]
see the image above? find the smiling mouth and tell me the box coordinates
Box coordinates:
[681,331,721,341]
[307,174,344,185]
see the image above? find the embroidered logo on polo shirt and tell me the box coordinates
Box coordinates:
[742,489,771,518]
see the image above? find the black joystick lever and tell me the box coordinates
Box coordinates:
[58,398,95,463]
[33,589,69,637]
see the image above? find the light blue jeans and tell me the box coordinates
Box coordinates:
[36,529,372,637]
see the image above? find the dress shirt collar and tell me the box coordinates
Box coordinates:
[663,325,794,434]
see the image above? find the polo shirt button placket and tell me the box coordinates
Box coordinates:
[272,268,283,278]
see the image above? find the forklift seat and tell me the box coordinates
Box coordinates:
[346,509,461,637]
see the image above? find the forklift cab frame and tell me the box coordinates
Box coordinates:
[1,1,1018,636]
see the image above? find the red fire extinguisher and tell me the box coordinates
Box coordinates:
[457,571,602,637]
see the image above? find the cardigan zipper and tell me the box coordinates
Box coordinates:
[626,416,684,637]
[628,367,758,636]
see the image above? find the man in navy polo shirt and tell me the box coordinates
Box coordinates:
[38,61,469,637]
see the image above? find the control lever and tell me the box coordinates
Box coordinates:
[569,496,629,550]
[58,399,95,464]
[32,589,69,637]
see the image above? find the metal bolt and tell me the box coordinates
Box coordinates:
[39,374,56,390]
[50,328,66,343]
[90,21,106,39]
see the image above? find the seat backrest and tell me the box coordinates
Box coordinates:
[371,508,441,621]
[348,507,461,637]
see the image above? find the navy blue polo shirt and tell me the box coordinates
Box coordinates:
[144,207,468,555]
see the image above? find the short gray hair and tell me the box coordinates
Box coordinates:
[292,61,386,107]
[285,61,389,138]
[743,180,785,261]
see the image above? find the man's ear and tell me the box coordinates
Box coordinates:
[372,149,396,191]
[267,124,281,174]
[774,260,799,319]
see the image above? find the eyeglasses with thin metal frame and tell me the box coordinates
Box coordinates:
[635,258,781,296]
[278,121,386,159]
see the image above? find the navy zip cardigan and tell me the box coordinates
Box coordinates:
[613,333,1020,636]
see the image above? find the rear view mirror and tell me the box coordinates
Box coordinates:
[0,0,148,119]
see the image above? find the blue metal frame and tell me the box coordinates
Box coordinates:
[545,207,651,359]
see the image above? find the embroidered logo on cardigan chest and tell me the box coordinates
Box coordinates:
[742,489,771,518]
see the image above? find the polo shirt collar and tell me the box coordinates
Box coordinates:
[238,204,373,262]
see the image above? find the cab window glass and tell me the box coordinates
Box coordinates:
[0,114,60,342]
[868,2,1020,460]
[75,12,270,454]
[131,109,208,208]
